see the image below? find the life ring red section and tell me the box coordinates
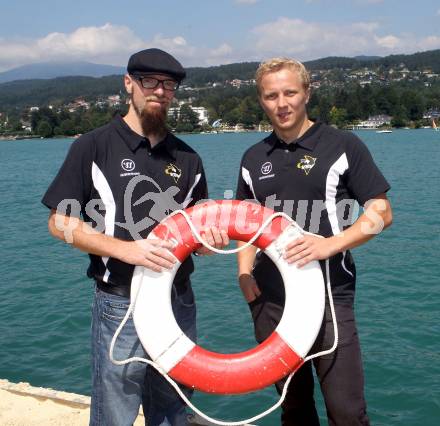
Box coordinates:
[169,332,303,394]
[152,200,291,262]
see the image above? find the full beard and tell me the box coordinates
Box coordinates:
[133,95,168,136]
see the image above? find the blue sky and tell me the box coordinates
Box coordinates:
[0,0,439,71]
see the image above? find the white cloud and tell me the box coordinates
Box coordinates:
[251,18,372,59]
[0,24,204,72]
[0,23,242,71]
[375,35,400,50]
[0,24,143,71]
[1,19,440,72]
[249,17,440,61]
[209,43,233,58]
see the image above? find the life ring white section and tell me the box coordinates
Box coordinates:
[131,261,196,373]
[265,225,326,357]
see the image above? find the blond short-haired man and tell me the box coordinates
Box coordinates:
[236,58,392,425]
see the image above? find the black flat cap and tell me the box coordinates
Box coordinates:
[127,48,186,82]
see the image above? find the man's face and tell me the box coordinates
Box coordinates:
[130,74,175,114]
[126,73,176,134]
[258,68,310,135]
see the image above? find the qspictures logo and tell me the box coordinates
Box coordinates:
[297,155,317,175]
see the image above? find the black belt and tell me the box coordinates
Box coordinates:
[96,278,189,298]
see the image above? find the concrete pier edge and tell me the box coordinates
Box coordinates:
[0,379,255,425]
[0,379,91,408]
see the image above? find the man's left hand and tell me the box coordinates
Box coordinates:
[283,234,336,267]
[196,226,230,255]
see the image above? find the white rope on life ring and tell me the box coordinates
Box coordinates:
[130,200,326,395]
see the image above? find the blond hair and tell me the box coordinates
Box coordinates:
[256,57,311,94]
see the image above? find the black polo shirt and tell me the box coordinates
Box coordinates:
[42,114,208,291]
[236,121,390,303]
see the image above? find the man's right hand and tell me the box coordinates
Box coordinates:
[239,273,261,303]
[118,239,177,272]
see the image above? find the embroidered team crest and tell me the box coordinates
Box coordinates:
[297,155,317,175]
[165,163,182,183]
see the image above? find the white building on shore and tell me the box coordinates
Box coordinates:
[354,114,392,129]
[168,105,209,125]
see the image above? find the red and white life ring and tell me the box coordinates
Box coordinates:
[131,200,325,395]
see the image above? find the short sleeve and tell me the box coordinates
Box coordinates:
[185,156,208,207]
[41,134,94,216]
[345,135,390,205]
[236,156,256,201]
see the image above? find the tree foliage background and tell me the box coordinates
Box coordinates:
[1,49,440,135]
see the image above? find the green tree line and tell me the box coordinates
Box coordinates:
[28,105,126,138]
[2,79,439,137]
[299,49,440,72]
[182,81,440,129]
[12,103,205,137]
[2,47,440,136]
[0,76,125,110]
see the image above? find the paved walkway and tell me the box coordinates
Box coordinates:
[0,379,144,426]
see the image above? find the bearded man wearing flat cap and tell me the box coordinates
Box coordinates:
[42,48,228,425]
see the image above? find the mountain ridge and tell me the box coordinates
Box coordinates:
[1,49,440,85]
[1,49,439,110]
[0,61,126,84]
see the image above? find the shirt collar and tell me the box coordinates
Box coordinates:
[112,113,176,160]
[265,121,323,154]
[152,133,177,160]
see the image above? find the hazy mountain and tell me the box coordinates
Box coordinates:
[2,50,439,86]
[1,49,440,110]
[0,61,126,83]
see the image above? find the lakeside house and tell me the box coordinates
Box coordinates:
[354,114,392,129]
[423,109,440,119]
[168,104,209,125]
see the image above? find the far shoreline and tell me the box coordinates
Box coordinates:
[1,126,437,142]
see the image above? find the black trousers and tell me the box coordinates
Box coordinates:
[249,298,370,426]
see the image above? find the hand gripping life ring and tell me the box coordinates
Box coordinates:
[131,200,325,394]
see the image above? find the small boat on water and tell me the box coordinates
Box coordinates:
[376,129,393,133]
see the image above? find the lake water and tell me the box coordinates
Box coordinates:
[0,129,439,425]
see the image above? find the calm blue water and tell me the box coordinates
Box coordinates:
[0,130,439,425]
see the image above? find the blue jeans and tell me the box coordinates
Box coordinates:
[90,283,197,426]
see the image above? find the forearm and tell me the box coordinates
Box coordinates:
[48,210,177,272]
[284,195,392,267]
[237,241,261,301]
[327,195,393,254]
[237,241,257,276]
[48,210,126,260]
